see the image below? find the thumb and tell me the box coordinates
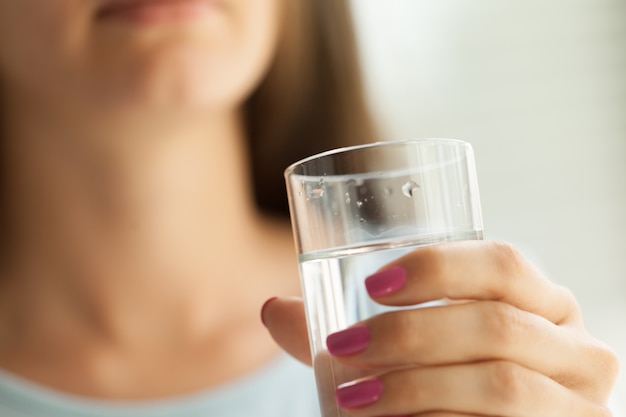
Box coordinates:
[261,296,312,366]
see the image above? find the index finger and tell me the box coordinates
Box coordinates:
[365,240,582,325]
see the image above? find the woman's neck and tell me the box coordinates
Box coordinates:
[0,106,299,396]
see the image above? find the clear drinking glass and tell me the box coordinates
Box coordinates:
[284,139,484,417]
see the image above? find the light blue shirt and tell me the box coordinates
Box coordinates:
[0,355,320,417]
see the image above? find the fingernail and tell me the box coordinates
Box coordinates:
[260,297,278,327]
[365,266,407,298]
[326,324,370,356]
[336,378,383,409]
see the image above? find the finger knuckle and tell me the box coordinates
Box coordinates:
[486,241,526,291]
[601,406,615,417]
[605,346,621,382]
[381,370,430,411]
[416,244,447,278]
[591,405,614,417]
[372,312,420,365]
[589,340,621,392]
[484,361,528,407]
[557,285,582,319]
[482,302,526,348]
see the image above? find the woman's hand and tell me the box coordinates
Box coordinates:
[262,240,619,416]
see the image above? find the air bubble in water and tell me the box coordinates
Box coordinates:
[345,193,351,204]
[310,188,325,199]
[356,201,363,208]
[402,181,420,198]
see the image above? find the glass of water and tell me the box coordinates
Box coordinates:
[284,139,484,417]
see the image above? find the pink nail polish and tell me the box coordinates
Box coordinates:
[326,324,370,356]
[365,266,407,298]
[336,379,383,409]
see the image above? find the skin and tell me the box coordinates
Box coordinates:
[0,0,297,399]
[0,0,619,414]
[264,241,620,416]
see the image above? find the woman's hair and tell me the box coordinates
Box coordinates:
[245,0,378,217]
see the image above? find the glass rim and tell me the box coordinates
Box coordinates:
[284,138,471,177]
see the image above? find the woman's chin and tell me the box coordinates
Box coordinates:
[88,55,249,117]
[87,35,262,117]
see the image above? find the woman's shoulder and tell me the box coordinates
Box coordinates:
[0,354,320,417]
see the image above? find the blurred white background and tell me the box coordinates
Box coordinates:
[351,0,626,406]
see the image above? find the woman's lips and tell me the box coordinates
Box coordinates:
[97,0,223,25]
